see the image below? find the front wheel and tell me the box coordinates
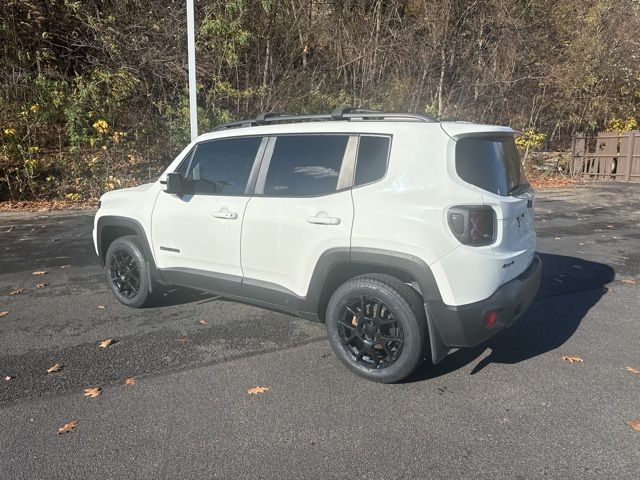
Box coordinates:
[105,235,153,308]
[325,274,428,383]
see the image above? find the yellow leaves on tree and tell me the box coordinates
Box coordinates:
[515,128,546,150]
[608,117,637,133]
[92,119,109,134]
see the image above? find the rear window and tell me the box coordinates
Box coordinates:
[455,137,528,196]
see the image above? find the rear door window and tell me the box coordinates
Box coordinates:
[354,135,390,186]
[262,135,349,196]
[455,137,528,196]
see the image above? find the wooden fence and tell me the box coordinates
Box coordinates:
[572,130,640,181]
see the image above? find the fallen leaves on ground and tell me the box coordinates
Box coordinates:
[562,355,583,364]
[528,176,580,190]
[47,363,63,373]
[198,319,208,326]
[247,386,269,395]
[9,289,24,295]
[626,367,640,376]
[177,336,189,344]
[606,225,614,228]
[5,375,15,381]
[124,377,138,386]
[61,265,70,269]
[35,283,48,288]
[97,305,106,310]
[621,278,637,285]
[32,271,47,276]
[83,387,102,398]
[57,420,78,434]
[0,198,97,212]
[99,338,114,348]
[629,420,640,433]
[0,311,9,317]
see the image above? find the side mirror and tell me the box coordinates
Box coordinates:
[164,172,185,195]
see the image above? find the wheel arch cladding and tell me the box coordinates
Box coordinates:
[97,216,155,269]
[312,247,443,320]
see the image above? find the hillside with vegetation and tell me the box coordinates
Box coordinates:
[1,0,639,203]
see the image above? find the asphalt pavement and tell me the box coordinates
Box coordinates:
[1,182,639,479]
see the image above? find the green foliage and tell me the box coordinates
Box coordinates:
[200,1,251,68]
[283,89,353,115]
[1,0,639,201]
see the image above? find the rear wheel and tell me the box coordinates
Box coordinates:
[105,235,153,308]
[325,274,428,383]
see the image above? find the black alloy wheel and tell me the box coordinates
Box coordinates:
[104,235,153,308]
[108,249,140,299]
[337,295,404,369]
[325,274,428,383]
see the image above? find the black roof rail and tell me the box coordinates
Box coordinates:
[210,107,436,132]
[331,106,379,119]
[254,112,288,124]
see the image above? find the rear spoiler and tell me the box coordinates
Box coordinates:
[440,122,520,140]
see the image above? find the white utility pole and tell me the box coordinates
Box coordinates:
[186,0,198,142]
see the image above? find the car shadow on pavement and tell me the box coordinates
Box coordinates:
[407,252,615,382]
[150,287,219,307]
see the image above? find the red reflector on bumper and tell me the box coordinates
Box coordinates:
[484,310,498,328]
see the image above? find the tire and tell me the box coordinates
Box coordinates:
[325,274,429,383]
[105,235,153,308]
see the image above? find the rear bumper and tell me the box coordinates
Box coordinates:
[428,254,541,349]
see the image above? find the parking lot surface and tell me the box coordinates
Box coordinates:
[1,182,639,479]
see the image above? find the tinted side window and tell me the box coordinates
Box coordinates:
[354,135,390,186]
[263,135,348,196]
[175,148,194,177]
[186,137,262,195]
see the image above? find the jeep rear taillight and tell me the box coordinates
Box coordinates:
[447,206,495,246]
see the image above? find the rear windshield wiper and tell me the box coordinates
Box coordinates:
[508,182,531,196]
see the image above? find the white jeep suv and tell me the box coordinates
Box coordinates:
[93,108,541,383]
